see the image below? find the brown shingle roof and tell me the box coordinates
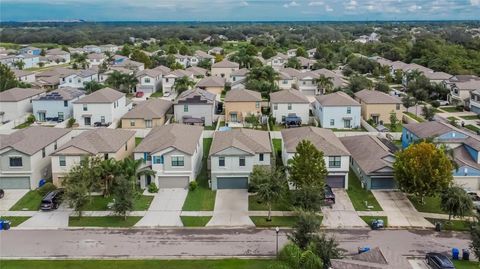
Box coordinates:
[175,88,216,104]
[0,87,45,102]
[403,121,456,139]
[122,99,172,119]
[212,59,239,68]
[224,89,262,102]
[315,91,360,107]
[196,76,226,87]
[354,89,401,104]
[0,126,70,155]
[73,87,124,104]
[134,124,203,155]
[209,129,272,156]
[281,126,350,156]
[270,89,309,104]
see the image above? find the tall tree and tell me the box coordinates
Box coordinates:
[262,46,276,59]
[131,49,152,69]
[245,65,279,98]
[315,75,334,94]
[422,105,436,121]
[286,57,301,69]
[393,142,453,202]
[440,186,473,221]
[84,81,105,94]
[296,47,307,58]
[173,76,195,95]
[112,175,135,220]
[0,63,18,91]
[249,166,287,221]
[288,140,327,189]
[13,60,25,70]
[275,243,323,269]
[288,210,321,249]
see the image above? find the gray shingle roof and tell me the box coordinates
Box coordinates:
[403,121,456,139]
[134,124,203,155]
[73,87,124,104]
[196,76,226,87]
[354,89,402,104]
[122,98,172,119]
[175,88,216,104]
[281,126,350,156]
[186,66,208,76]
[0,87,45,102]
[270,89,309,104]
[316,91,360,107]
[212,59,239,68]
[224,89,262,102]
[209,129,272,156]
[0,126,70,155]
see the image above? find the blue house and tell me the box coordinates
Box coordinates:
[19,46,42,56]
[32,87,85,122]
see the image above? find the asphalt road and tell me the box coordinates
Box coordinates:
[0,228,472,268]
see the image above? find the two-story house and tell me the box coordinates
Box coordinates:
[32,87,85,122]
[211,60,239,81]
[134,124,203,188]
[14,54,40,69]
[196,76,226,98]
[59,68,99,89]
[51,128,135,186]
[86,53,105,67]
[224,89,262,125]
[446,75,480,107]
[209,129,272,190]
[281,126,351,188]
[13,69,35,83]
[73,87,131,127]
[270,89,310,125]
[174,88,216,126]
[0,87,46,123]
[0,127,72,189]
[265,53,288,71]
[354,89,403,125]
[230,68,249,84]
[135,69,163,94]
[314,91,361,129]
[162,69,194,96]
[45,48,71,63]
[121,98,172,129]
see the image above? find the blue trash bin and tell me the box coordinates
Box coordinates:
[39,179,46,188]
[358,247,370,254]
[0,220,4,230]
[452,248,460,260]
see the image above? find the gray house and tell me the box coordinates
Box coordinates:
[174,88,216,126]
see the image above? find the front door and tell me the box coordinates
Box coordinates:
[38,112,46,122]
[344,119,351,128]
[372,115,379,124]
[84,117,91,126]
[58,112,64,122]
[230,112,238,122]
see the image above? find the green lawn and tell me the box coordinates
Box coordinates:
[135,137,143,146]
[82,194,154,211]
[465,124,480,133]
[460,115,480,120]
[180,216,212,227]
[272,138,283,166]
[69,216,142,227]
[408,195,445,214]
[149,91,163,98]
[204,125,216,130]
[250,216,305,227]
[454,260,480,269]
[384,123,403,132]
[14,121,33,129]
[447,116,458,121]
[346,171,383,211]
[0,216,30,227]
[360,216,388,227]
[9,190,43,211]
[426,218,472,231]
[441,106,463,113]
[203,138,213,158]
[404,112,425,123]
[0,259,279,269]
[248,194,291,211]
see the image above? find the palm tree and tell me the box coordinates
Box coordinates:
[274,243,323,269]
[73,53,88,69]
[13,60,25,70]
[406,69,422,84]
[105,71,124,90]
[120,158,156,190]
[122,73,138,93]
[99,158,121,197]
[250,166,287,221]
[174,76,195,95]
[315,75,334,94]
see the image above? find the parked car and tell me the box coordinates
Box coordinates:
[40,189,64,211]
[0,189,4,199]
[135,91,144,98]
[436,100,449,106]
[284,114,302,128]
[324,185,335,205]
[467,191,480,212]
[94,121,110,127]
[425,252,455,269]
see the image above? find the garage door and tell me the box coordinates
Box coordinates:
[217,177,248,189]
[371,177,396,190]
[326,176,345,188]
[158,176,189,188]
[0,177,30,189]
[301,89,316,96]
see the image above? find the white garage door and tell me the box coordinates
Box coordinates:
[158,176,189,188]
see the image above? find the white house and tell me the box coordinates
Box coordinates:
[59,69,98,89]
[45,48,71,63]
[86,53,105,67]
[265,53,288,71]
[307,48,316,59]
[32,87,85,122]
[14,54,40,69]
[0,127,72,189]
[209,129,272,190]
[211,60,239,82]
[13,69,36,83]
[174,88,217,126]
[83,45,102,53]
[0,87,46,123]
[276,69,296,90]
[73,87,131,127]
[162,69,194,95]
[134,124,204,189]
[314,91,361,129]
[281,127,351,188]
[270,89,310,124]
[135,69,163,94]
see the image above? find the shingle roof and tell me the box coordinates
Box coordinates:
[175,88,216,104]
[209,129,272,156]
[270,89,309,104]
[53,128,135,155]
[281,126,350,156]
[122,98,172,119]
[354,89,402,104]
[35,87,84,101]
[212,59,239,68]
[87,53,105,60]
[231,68,249,76]
[453,146,480,171]
[0,87,45,102]
[46,48,68,55]
[73,87,124,104]
[196,76,226,87]
[136,69,163,78]
[13,69,34,78]
[315,91,360,107]
[340,135,394,175]
[0,126,70,155]
[134,124,203,155]
[186,66,208,76]
[194,50,214,59]
[403,121,456,139]
[152,65,171,75]
[224,89,262,102]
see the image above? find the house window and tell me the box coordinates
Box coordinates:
[145,120,152,128]
[396,104,400,110]
[145,78,151,83]
[329,156,341,168]
[330,119,335,126]
[101,116,105,123]
[239,157,246,167]
[184,104,188,112]
[144,153,151,162]
[273,104,278,110]
[219,157,225,167]
[347,107,351,114]
[9,157,22,167]
[59,156,66,167]
[153,156,164,164]
[83,104,88,111]
[64,100,68,107]
[130,120,135,127]
[259,153,264,161]
[288,103,292,110]
[283,80,288,84]
[256,102,260,109]
[172,156,184,167]
[42,148,46,158]
[166,78,169,83]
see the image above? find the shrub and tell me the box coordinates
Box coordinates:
[66,118,76,128]
[38,182,57,196]
[26,114,36,124]
[430,100,440,108]
[147,183,158,193]
[456,105,465,112]
[188,181,198,191]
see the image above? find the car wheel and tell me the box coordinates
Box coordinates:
[426,258,430,265]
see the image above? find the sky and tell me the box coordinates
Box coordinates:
[1,0,480,22]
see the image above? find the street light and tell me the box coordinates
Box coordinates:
[275,226,280,257]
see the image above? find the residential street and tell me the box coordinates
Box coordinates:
[0,228,471,268]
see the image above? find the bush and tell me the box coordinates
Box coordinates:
[66,118,76,128]
[26,114,36,124]
[147,183,158,193]
[430,100,440,108]
[456,105,465,112]
[188,181,198,191]
[38,182,57,196]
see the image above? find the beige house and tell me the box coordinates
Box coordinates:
[121,98,172,129]
[196,76,226,97]
[354,89,403,124]
[224,89,262,124]
[51,128,135,186]
[211,59,239,81]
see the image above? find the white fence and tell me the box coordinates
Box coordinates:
[0,114,29,135]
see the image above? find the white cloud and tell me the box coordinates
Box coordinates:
[325,4,333,12]
[345,0,358,10]
[471,0,480,6]
[308,1,324,6]
[283,1,299,8]
[408,4,422,12]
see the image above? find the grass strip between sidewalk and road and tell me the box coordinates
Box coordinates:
[180,216,212,227]
[0,216,30,227]
[426,218,472,232]
[250,216,318,227]
[68,216,142,227]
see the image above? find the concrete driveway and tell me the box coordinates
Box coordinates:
[321,189,368,228]
[0,189,29,211]
[207,189,254,227]
[372,191,433,228]
[135,188,187,227]
[18,204,71,229]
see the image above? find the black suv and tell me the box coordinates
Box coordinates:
[425,252,455,269]
[40,189,64,211]
[324,185,335,205]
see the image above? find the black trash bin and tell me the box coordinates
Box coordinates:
[462,249,470,261]
[435,222,442,232]
[2,220,11,230]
